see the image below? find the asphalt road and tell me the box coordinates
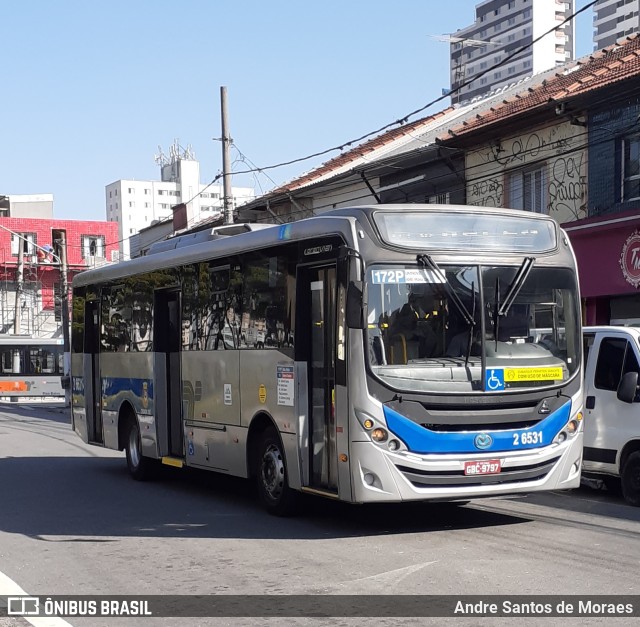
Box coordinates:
[0,401,639,626]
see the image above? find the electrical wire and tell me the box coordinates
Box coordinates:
[75,0,603,254]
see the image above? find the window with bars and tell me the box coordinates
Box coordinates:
[10,233,37,256]
[81,235,106,259]
[507,166,548,214]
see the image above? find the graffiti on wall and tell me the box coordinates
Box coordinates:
[466,123,587,222]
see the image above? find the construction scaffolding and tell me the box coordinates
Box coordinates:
[0,255,62,338]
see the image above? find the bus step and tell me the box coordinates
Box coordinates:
[300,486,340,499]
[161,456,184,468]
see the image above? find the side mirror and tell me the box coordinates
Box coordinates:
[617,371,638,404]
[346,281,365,329]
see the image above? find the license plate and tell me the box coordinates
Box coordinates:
[464,459,502,476]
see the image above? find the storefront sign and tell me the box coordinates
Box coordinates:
[620,230,640,288]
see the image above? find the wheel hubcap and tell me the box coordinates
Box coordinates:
[261,444,284,501]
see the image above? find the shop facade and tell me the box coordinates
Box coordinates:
[565,210,640,326]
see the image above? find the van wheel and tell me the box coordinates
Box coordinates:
[603,476,622,496]
[125,418,155,481]
[621,451,640,506]
[255,428,298,516]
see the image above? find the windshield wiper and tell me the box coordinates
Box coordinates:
[465,281,476,367]
[498,257,535,317]
[493,256,535,349]
[417,254,474,326]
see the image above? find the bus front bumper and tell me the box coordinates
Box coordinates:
[350,434,583,503]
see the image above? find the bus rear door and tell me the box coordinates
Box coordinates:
[154,288,183,459]
[84,300,103,444]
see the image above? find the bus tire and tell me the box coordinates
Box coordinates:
[125,418,154,481]
[255,428,298,516]
[621,451,640,506]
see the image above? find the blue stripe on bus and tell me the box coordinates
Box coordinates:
[383,401,571,455]
[101,377,154,415]
[102,377,153,399]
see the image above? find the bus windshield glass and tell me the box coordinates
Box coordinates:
[366,264,580,393]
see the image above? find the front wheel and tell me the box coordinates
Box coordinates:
[255,428,298,516]
[125,418,155,481]
[621,451,640,506]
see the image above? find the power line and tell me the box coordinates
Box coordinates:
[225,0,598,181]
[94,1,600,254]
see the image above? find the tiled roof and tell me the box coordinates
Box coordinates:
[264,107,457,197]
[441,34,640,140]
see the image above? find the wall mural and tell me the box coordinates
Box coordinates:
[466,122,587,223]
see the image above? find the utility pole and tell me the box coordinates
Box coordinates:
[220,85,233,224]
[12,242,24,373]
[60,230,71,407]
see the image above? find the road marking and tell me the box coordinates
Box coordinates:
[0,569,73,627]
[342,560,438,587]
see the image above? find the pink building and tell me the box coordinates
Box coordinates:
[0,217,119,337]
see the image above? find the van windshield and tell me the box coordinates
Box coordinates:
[366,264,580,394]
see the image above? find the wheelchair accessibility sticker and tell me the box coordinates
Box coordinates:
[485,369,505,391]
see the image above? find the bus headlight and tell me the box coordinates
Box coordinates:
[371,428,388,443]
[553,412,583,444]
[566,419,579,434]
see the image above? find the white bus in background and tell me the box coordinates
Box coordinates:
[0,336,65,398]
[70,205,584,515]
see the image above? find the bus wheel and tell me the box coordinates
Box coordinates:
[125,419,153,481]
[621,451,640,506]
[255,429,298,516]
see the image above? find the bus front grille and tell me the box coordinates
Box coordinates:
[395,457,560,488]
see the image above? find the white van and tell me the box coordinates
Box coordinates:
[582,325,640,505]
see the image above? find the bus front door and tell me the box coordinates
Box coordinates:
[306,266,338,493]
[154,289,183,459]
[84,300,103,444]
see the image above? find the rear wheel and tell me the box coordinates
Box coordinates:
[621,451,640,506]
[255,428,298,516]
[125,418,155,481]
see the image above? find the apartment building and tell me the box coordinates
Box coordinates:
[106,154,254,260]
[450,0,575,104]
[593,0,639,50]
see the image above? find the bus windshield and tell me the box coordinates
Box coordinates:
[366,263,580,393]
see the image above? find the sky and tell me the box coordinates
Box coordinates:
[1,0,595,221]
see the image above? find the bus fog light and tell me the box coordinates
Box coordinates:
[364,472,375,485]
[371,428,388,442]
[388,439,400,451]
[556,432,567,444]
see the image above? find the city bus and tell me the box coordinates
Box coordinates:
[0,335,65,398]
[70,205,584,514]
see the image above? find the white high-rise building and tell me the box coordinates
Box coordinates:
[593,0,639,50]
[449,0,575,105]
[106,145,254,260]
